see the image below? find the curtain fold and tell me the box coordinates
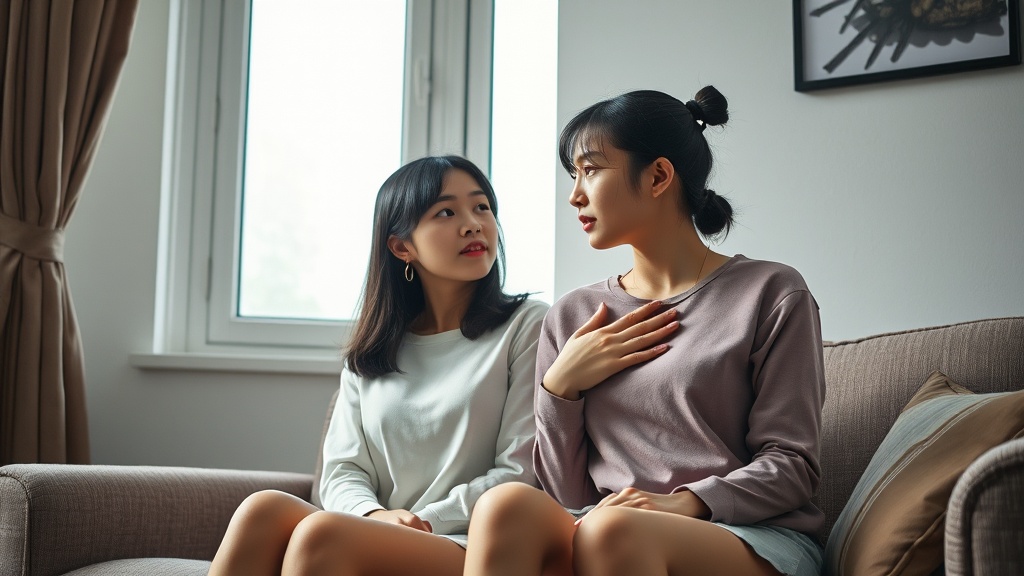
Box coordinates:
[0,0,138,465]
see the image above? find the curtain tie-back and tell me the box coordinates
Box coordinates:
[0,211,65,262]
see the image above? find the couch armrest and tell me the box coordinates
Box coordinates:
[945,438,1024,576]
[0,463,313,576]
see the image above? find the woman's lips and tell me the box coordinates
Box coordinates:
[579,215,596,233]
[460,241,487,257]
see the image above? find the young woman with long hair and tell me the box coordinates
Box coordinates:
[463,87,826,576]
[209,155,547,575]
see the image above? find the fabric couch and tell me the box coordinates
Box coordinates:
[1,316,1021,576]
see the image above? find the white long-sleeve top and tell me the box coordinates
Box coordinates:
[320,299,548,546]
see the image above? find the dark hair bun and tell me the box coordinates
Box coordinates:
[692,86,728,127]
[693,189,734,238]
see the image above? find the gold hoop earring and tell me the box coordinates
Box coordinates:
[404,262,415,282]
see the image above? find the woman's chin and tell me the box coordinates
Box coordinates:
[587,235,620,251]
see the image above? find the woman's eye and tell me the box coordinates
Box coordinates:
[477,203,491,212]
[436,208,455,217]
[583,166,597,176]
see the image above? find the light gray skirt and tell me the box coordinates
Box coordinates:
[714,523,822,576]
[567,505,822,576]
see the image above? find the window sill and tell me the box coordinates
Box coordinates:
[130,352,342,376]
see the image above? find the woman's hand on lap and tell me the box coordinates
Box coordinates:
[543,301,678,400]
[579,488,711,524]
[366,509,433,533]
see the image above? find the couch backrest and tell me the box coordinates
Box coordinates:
[816,317,1024,539]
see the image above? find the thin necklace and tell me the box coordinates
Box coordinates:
[622,243,712,294]
[694,243,711,286]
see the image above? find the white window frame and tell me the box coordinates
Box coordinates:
[149,0,495,366]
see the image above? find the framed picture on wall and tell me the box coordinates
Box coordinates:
[793,0,1022,92]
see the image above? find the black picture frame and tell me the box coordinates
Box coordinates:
[794,0,1021,92]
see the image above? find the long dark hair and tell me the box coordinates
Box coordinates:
[345,155,527,378]
[558,86,734,239]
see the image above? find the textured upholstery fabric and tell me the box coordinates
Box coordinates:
[945,437,1024,576]
[824,372,1024,575]
[61,559,210,576]
[816,317,1024,541]
[0,465,311,576]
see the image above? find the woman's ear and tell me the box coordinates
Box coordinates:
[647,157,676,199]
[387,235,415,263]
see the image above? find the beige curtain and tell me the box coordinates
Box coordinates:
[0,0,138,465]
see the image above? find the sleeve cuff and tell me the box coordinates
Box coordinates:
[417,501,467,536]
[682,477,734,523]
[346,499,385,519]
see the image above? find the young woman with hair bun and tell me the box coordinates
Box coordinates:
[463,87,826,576]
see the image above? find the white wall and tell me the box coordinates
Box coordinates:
[554,1,1024,342]
[69,1,1023,471]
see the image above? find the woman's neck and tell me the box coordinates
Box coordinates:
[410,279,476,335]
[622,222,724,301]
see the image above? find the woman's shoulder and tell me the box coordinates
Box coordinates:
[727,255,811,295]
[517,297,551,318]
[501,297,550,338]
[549,279,610,311]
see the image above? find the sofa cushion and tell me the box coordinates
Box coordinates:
[62,558,210,576]
[823,371,1024,576]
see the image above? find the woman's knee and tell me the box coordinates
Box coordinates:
[573,507,644,572]
[229,490,317,547]
[284,511,358,573]
[213,490,315,572]
[234,489,307,524]
[289,511,346,550]
[472,482,548,528]
[468,483,575,573]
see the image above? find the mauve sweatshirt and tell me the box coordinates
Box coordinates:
[534,255,826,536]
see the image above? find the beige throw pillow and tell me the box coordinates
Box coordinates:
[824,371,1024,576]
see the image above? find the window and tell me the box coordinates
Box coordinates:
[490,0,557,299]
[151,0,555,367]
[237,1,407,323]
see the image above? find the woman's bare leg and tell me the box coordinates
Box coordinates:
[209,489,320,576]
[573,507,781,576]
[281,510,465,576]
[463,482,576,576]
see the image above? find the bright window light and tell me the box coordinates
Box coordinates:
[491,0,557,303]
[237,0,557,321]
[238,1,406,321]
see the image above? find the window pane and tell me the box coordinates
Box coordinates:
[491,0,557,303]
[239,1,406,321]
